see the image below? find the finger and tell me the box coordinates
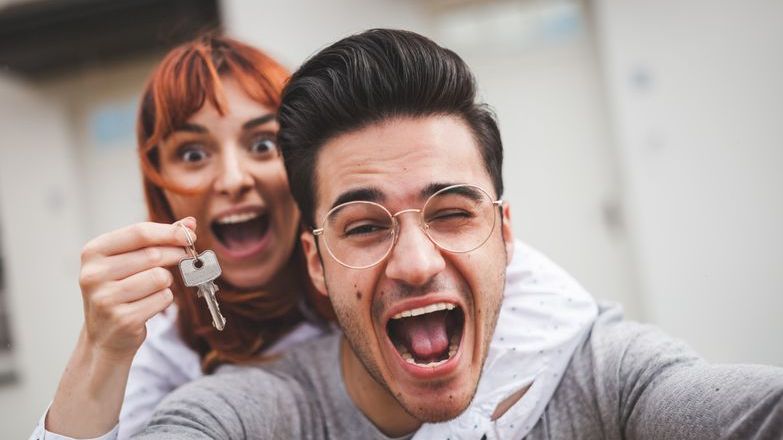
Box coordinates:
[123,288,175,324]
[177,216,197,231]
[84,219,197,258]
[100,246,189,281]
[105,266,174,304]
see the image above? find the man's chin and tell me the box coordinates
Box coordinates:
[397,391,474,423]
[386,364,479,423]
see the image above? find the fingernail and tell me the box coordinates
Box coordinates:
[176,217,197,230]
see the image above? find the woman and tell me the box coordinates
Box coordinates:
[33,35,328,439]
[32,34,596,440]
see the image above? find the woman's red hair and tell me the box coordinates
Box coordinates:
[136,35,306,372]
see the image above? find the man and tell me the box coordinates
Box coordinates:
[136,29,783,439]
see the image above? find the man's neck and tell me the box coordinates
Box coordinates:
[340,337,421,438]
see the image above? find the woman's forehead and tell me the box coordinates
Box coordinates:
[186,79,275,128]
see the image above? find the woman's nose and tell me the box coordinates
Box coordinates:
[213,145,253,199]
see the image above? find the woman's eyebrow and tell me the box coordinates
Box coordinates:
[242,114,276,130]
[177,123,207,133]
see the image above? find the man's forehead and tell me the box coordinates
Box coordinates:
[312,116,491,215]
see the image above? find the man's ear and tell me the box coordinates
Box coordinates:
[301,230,328,297]
[501,203,514,264]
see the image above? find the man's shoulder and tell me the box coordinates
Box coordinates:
[161,365,297,412]
[177,332,342,404]
[139,363,310,439]
[582,302,700,371]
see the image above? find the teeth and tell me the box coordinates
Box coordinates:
[448,335,459,358]
[215,212,260,225]
[391,302,456,320]
[414,359,447,368]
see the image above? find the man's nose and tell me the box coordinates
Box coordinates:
[213,145,253,199]
[384,214,446,287]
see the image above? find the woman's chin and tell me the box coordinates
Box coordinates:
[218,267,274,290]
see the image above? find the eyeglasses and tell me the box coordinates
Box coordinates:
[313,184,503,269]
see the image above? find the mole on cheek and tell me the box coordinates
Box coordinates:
[356,290,363,300]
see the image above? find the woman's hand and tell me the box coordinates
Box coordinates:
[45,218,196,438]
[78,218,196,360]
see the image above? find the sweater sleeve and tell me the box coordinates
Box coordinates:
[591,307,783,439]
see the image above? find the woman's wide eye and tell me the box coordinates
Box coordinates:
[179,145,208,163]
[250,137,277,155]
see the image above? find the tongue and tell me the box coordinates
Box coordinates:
[396,311,449,361]
[218,218,267,252]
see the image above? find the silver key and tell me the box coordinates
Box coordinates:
[177,225,227,331]
[179,250,226,331]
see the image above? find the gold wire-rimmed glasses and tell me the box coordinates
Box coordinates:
[313,184,503,269]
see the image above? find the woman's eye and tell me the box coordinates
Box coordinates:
[249,137,277,155]
[179,145,208,163]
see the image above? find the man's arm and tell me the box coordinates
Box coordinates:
[593,305,783,439]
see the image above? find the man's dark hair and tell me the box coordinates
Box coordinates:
[278,28,504,226]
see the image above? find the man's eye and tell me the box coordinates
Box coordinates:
[179,145,208,163]
[344,223,387,237]
[250,137,277,155]
[429,209,472,221]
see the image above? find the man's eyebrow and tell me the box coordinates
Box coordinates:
[242,114,276,130]
[421,182,476,199]
[331,188,385,210]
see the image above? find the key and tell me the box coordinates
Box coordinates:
[179,249,227,331]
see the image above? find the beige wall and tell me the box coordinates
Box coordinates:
[0,57,157,437]
[594,0,783,365]
[0,74,85,439]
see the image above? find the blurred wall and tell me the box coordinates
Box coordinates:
[221,0,432,69]
[594,0,783,365]
[0,56,157,438]
[0,75,85,438]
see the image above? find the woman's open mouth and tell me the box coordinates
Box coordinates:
[386,302,465,369]
[210,211,271,258]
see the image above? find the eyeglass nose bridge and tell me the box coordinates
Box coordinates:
[389,207,438,250]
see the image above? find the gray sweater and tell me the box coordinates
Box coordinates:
[134,304,783,439]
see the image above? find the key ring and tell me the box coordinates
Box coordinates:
[179,223,199,261]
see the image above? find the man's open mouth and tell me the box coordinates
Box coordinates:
[386,302,465,368]
[211,211,270,254]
